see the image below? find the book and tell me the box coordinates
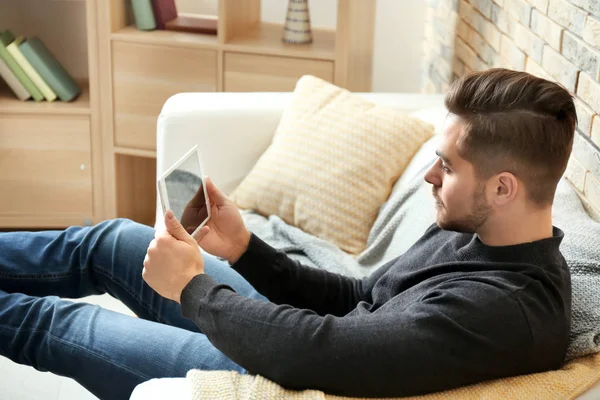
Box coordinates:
[0,55,30,100]
[165,15,217,35]
[19,37,81,102]
[151,0,178,30]
[131,0,156,31]
[0,31,44,101]
[7,36,57,102]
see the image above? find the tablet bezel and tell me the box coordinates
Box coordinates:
[157,145,211,238]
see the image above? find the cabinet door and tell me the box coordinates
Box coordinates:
[0,115,92,227]
[224,52,334,92]
[112,41,217,150]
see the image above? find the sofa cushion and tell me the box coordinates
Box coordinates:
[230,75,434,254]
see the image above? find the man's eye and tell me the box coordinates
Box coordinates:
[440,163,450,173]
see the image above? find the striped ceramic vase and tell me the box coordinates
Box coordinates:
[282,0,313,44]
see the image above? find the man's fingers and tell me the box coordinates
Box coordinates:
[205,177,228,205]
[165,210,196,246]
[193,226,210,243]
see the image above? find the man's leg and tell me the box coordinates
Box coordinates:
[0,218,267,332]
[0,289,246,400]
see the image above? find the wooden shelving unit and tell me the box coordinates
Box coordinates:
[96,0,376,227]
[0,0,103,229]
[0,0,375,229]
[0,83,91,116]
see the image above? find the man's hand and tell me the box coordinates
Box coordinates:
[143,210,205,303]
[193,177,251,264]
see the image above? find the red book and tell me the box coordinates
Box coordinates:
[151,0,178,30]
[165,15,218,35]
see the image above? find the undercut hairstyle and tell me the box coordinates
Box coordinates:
[445,68,577,206]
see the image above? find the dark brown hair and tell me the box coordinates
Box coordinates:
[445,68,577,206]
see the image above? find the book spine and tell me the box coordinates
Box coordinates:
[151,0,178,29]
[19,38,81,102]
[132,0,157,30]
[0,41,44,101]
[7,39,57,102]
[0,56,30,100]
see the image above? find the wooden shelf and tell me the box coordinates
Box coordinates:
[111,23,336,61]
[114,146,157,158]
[0,83,91,116]
[111,25,219,50]
[225,23,336,61]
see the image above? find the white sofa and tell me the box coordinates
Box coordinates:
[132,91,600,399]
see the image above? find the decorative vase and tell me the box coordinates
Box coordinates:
[282,0,313,44]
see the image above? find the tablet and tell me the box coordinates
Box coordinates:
[157,145,211,238]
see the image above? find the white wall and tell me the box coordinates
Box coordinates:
[176,0,427,93]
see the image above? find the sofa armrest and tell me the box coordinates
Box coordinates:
[155,92,292,228]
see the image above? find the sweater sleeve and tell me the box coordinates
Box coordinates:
[228,233,374,316]
[180,276,534,398]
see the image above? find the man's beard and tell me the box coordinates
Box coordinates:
[434,183,491,233]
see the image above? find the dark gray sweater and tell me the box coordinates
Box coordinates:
[181,224,571,397]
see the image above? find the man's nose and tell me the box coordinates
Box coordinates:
[424,161,441,186]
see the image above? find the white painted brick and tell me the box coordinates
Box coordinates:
[542,45,579,91]
[576,97,596,135]
[584,172,600,212]
[583,15,600,48]
[525,57,553,79]
[577,72,600,112]
[525,0,549,12]
[482,18,503,51]
[491,3,515,34]
[567,0,600,16]
[458,20,497,64]
[506,0,533,25]
[564,156,588,191]
[452,57,467,76]
[500,34,527,69]
[573,130,600,178]
[455,37,489,70]
[593,114,600,146]
[548,0,587,35]
[459,0,487,31]
[530,9,564,51]
[514,21,545,62]
[562,31,600,77]
[470,0,494,18]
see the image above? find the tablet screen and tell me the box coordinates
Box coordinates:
[163,150,209,235]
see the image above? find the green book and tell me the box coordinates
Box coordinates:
[19,36,81,102]
[132,0,157,30]
[0,30,44,101]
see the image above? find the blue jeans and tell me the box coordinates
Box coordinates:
[0,218,268,400]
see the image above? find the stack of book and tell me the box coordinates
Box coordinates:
[0,30,81,102]
[132,0,217,35]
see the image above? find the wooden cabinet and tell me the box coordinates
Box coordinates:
[0,115,93,227]
[112,41,217,150]
[0,0,103,229]
[224,53,334,92]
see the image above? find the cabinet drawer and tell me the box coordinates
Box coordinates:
[224,52,334,92]
[0,115,92,223]
[112,41,217,150]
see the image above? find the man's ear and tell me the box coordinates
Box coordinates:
[492,173,518,206]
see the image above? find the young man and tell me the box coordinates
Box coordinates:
[0,69,576,399]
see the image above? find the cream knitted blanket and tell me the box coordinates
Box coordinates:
[187,353,600,400]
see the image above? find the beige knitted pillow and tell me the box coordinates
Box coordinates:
[230,75,434,255]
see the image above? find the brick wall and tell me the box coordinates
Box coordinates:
[422,0,600,219]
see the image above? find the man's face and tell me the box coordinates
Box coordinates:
[424,115,492,233]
